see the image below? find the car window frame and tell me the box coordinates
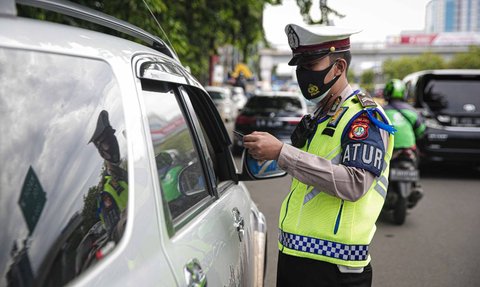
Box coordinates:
[182,86,240,193]
[138,79,216,236]
[135,55,241,233]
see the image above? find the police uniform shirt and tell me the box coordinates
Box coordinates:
[277,85,390,202]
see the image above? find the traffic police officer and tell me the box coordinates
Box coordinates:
[89,110,128,238]
[243,24,395,286]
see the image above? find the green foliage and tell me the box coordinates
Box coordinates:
[381,48,480,80]
[448,46,480,69]
[82,185,100,234]
[18,0,280,84]
[382,52,446,80]
[360,69,375,94]
[415,52,446,70]
[347,69,355,83]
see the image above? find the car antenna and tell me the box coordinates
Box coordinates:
[141,0,178,60]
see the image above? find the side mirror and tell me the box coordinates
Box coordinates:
[239,149,287,180]
[178,161,206,196]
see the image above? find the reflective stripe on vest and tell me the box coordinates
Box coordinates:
[279,230,369,261]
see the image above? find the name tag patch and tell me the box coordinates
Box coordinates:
[342,143,384,176]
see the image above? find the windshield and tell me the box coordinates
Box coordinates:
[423,78,480,113]
[208,91,227,100]
[245,96,303,112]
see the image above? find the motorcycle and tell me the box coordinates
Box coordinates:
[383,148,423,225]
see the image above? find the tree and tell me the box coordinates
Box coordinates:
[382,52,446,80]
[360,69,375,94]
[18,0,281,84]
[295,0,344,25]
[415,52,446,71]
[448,46,480,69]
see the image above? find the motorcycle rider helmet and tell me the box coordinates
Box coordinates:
[383,79,406,101]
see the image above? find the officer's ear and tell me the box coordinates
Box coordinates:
[334,59,346,76]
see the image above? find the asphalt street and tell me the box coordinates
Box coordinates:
[240,159,480,287]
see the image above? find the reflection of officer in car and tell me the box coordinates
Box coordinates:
[89,110,128,239]
[243,24,395,287]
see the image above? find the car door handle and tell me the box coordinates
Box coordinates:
[232,207,245,242]
[184,258,207,287]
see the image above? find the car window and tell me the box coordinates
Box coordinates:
[208,91,227,100]
[0,49,127,286]
[423,78,480,112]
[245,96,303,112]
[141,86,211,222]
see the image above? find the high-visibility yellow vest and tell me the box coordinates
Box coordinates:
[103,176,128,210]
[278,94,394,268]
[98,175,128,227]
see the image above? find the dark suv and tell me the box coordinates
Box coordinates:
[403,69,480,166]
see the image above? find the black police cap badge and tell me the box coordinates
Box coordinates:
[287,26,299,50]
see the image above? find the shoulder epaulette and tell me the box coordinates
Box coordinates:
[356,92,377,108]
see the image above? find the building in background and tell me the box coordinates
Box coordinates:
[426,0,480,33]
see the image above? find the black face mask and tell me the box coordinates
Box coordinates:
[94,128,120,164]
[296,62,339,104]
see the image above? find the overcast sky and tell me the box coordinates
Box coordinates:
[263,0,432,48]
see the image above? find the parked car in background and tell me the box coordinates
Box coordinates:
[1,1,285,286]
[231,86,248,112]
[403,69,480,167]
[205,86,236,123]
[232,91,307,154]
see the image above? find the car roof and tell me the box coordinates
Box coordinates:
[205,86,232,93]
[404,69,480,82]
[0,16,168,63]
[253,91,303,98]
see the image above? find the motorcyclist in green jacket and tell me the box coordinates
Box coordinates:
[383,79,426,206]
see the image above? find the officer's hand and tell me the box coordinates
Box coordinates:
[243,131,283,161]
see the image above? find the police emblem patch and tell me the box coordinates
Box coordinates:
[287,26,300,49]
[308,84,319,96]
[348,115,370,140]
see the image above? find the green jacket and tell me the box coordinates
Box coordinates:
[383,100,425,149]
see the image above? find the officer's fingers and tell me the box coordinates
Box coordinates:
[243,141,256,149]
[243,134,257,142]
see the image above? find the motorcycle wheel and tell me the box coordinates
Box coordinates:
[393,196,407,225]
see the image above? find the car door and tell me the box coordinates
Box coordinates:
[137,58,254,286]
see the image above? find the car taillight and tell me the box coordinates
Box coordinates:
[236,115,256,125]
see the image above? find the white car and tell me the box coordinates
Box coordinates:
[0,1,285,286]
[205,86,237,123]
[231,86,249,112]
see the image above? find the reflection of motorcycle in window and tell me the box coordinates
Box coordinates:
[383,148,423,225]
[156,149,183,202]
